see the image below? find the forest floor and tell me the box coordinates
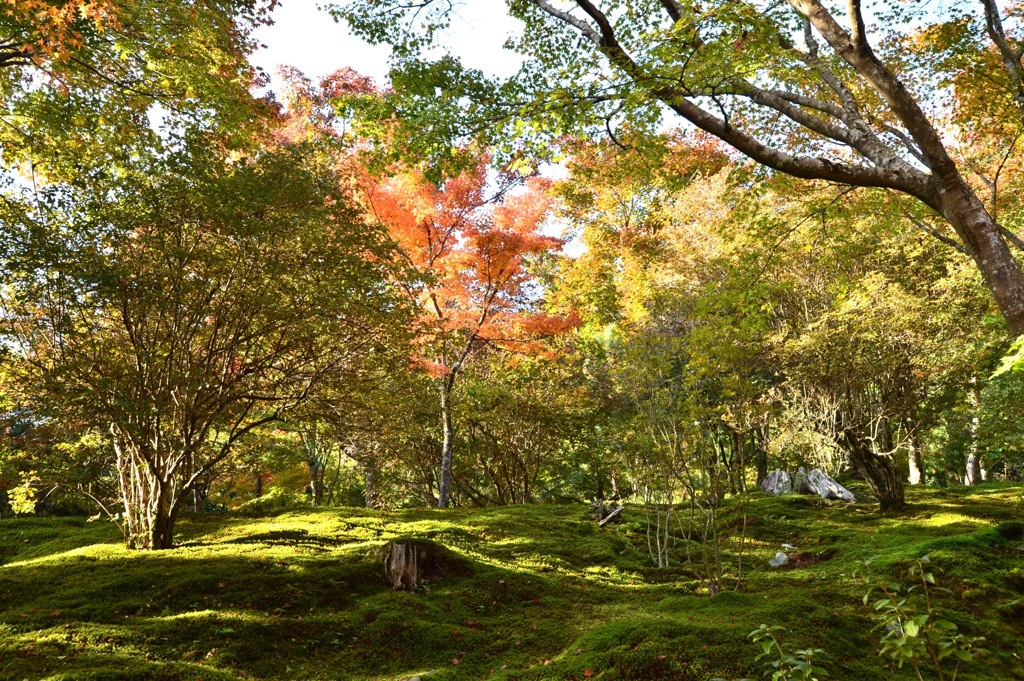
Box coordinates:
[1,483,1023,680]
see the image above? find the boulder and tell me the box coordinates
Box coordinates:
[791,467,812,494]
[760,467,855,503]
[806,468,856,502]
[760,470,793,496]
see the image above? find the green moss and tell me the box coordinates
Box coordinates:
[2,487,1024,679]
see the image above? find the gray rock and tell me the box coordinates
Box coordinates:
[768,552,789,567]
[760,468,855,503]
[760,470,793,496]
[806,468,856,502]
[792,467,812,495]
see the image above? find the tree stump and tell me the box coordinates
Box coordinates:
[383,541,421,590]
[381,540,467,591]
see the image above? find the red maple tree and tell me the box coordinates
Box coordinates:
[361,159,577,507]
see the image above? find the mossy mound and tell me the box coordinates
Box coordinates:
[1,484,1023,679]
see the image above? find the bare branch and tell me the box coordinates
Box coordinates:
[880,124,929,168]
[738,83,917,174]
[765,88,845,119]
[998,222,1024,251]
[981,0,1024,118]
[796,19,860,115]
[847,0,868,53]
[575,0,620,48]
[786,0,956,174]
[530,0,601,45]
[659,0,683,23]
[605,113,632,150]
[902,212,970,255]
[662,92,930,194]
[523,1,930,194]
[0,43,32,69]
[991,131,1021,221]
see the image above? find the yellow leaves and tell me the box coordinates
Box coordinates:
[8,472,40,515]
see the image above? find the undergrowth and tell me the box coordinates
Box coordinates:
[0,483,1022,680]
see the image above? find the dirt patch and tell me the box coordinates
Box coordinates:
[778,550,836,570]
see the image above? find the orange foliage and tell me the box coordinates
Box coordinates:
[361,159,576,371]
[273,66,378,144]
[2,0,122,61]
[562,128,730,192]
[270,67,579,371]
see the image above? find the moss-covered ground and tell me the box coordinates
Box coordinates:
[1,483,1023,680]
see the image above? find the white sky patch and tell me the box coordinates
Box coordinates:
[251,2,391,89]
[251,0,524,92]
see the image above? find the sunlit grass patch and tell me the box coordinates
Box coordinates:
[1,485,1023,679]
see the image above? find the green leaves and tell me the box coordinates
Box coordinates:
[747,625,828,681]
[856,555,987,678]
[0,0,277,204]
[0,113,406,546]
[992,336,1024,377]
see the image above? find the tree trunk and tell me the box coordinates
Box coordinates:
[191,482,206,514]
[840,429,905,511]
[438,380,455,509]
[113,436,182,550]
[965,376,982,486]
[965,453,982,486]
[309,458,324,506]
[302,425,325,505]
[149,494,180,550]
[729,428,744,493]
[934,174,1024,335]
[364,461,375,509]
[907,429,923,485]
[754,427,769,486]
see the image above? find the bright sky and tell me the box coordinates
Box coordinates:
[250,1,524,94]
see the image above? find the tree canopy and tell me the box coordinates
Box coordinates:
[1,1,1023,564]
[334,0,1024,334]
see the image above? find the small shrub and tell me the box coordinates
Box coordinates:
[713,625,827,681]
[855,555,986,681]
[234,487,310,514]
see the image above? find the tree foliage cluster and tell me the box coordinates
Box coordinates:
[1,0,1023,561]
